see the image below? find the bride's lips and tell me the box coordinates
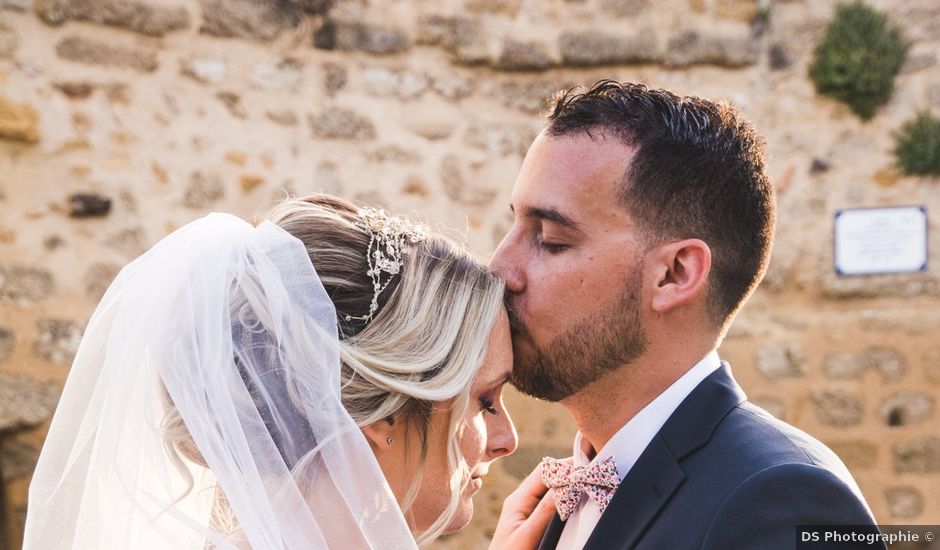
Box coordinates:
[469,470,487,492]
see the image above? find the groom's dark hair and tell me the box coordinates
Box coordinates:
[546,80,776,328]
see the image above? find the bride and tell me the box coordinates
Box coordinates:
[23,194,554,549]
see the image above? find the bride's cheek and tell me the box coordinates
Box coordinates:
[466,415,487,457]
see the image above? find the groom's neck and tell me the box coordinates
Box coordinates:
[562,339,716,454]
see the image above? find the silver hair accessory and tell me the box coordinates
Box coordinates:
[346,207,426,324]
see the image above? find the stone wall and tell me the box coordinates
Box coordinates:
[1,0,939,547]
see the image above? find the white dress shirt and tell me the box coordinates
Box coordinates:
[555,351,723,550]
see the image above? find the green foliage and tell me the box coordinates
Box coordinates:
[808,1,908,120]
[895,112,940,176]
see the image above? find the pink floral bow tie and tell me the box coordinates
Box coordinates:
[540,456,621,521]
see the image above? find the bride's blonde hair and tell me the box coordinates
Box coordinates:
[163,194,504,546]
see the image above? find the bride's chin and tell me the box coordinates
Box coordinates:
[442,500,473,535]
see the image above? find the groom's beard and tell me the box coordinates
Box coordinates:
[508,267,648,402]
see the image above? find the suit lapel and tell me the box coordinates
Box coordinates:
[581,363,747,550]
[582,435,684,550]
[537,512,566,550]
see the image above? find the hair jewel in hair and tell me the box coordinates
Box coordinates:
[347,207,426,324]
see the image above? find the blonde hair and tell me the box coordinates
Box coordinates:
[163,194,504,546]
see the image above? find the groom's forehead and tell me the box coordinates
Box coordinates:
[514,134,633,209]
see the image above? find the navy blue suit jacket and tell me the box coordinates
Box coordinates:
[538,363,881,550]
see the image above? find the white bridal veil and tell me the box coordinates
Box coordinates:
[24,213,417,549]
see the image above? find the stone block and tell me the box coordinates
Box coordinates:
[322,62,347,96]
[755,343,806,378]
[2,0,29,10]
[495,39,554,71]
[181,57,227,85]
[880,392,935,427]
[316,20,409,54]
[440,154,498,207]
[598,0,650,17]
[828,440,878,469]
[416,14,489,65]
[308,108,376,140]
[55,36,158,72]
[0,96,40,143]
[768,43,791,70]
[251,58,303,92]
[925,348,940,384]
[199,0,301,41]
[813,390,863,427]
[0,438,40,480]
[464,121,536,157]
[301,0,333,15]
[183,171,225,208]
[559,30,660,66]
[104,227,146,256]
[0,20,17,58]
[53,81,95,98]
[239,174,264,193]
[893,438,940,473]
[0,326,12,362]
[869,347,906,381]
[495,78,569,114]
[84,262,119,301]
[34,0,68,25]
[666,28,759,68]
[885,486,924,519]
[34,318,83,365]
[68,193,112,217]
[0,372,59,431]
[0,264,54,304]
[823,347,906,381]
[266,110,298,126]
[431,74,474,100]
[58,0,190,37]
[822,272,940,300]
[363,145,422,164]
[361,67,428,99]
[714,0,760,21]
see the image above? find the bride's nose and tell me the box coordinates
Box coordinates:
[486,409,518,459]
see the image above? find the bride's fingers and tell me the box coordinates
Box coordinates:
[504,462,550,516]
[521,488,557,533]
[493,489,557,550]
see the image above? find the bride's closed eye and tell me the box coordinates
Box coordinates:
[480,397,500,416]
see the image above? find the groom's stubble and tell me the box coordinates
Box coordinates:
[507,263,648,402]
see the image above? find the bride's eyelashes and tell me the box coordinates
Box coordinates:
[480,396,500,416]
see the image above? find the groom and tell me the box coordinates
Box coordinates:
[490,81,881,549]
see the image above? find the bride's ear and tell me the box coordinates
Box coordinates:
[361,416,396,451]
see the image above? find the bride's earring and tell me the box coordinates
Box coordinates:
[386,436,393,445]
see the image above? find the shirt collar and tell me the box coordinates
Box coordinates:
[571,351,723,478]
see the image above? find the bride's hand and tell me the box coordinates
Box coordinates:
[488,461,560,550]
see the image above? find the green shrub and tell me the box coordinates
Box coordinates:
[895,112,940,176]
[808,1,907,120]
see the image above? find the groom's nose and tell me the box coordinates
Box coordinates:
[490,232,526,294]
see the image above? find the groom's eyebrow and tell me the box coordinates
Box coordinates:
[513,205,581,231]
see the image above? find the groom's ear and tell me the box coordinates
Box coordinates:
[361,416,396,451]
[649,238,711,314]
